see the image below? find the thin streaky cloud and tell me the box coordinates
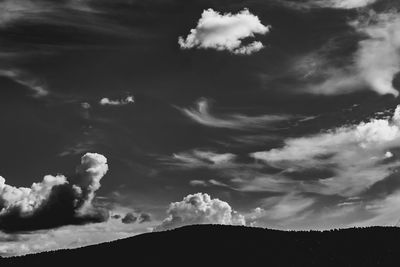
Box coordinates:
[180,98,292,130]
[0,69,49,97]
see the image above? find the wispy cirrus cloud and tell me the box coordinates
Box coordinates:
[352,10,400,97]
[276,0,377,10]
[169,106,400,198]
[249,105,400,197]
[0,69,49,97]
[293,7,400,97]
[167,149,236,169]
[247,194,315,222]
[179,98,292,130]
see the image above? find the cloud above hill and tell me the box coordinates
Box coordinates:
[0,153,109,232]
[155,193,245,231]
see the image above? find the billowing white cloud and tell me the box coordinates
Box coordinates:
[74,153,109,213]
[99,96,134,106]
[249,106,400,196]
[0,153,109,232]
[0,175,67,215]
[178,8,270,55]
[180,98,291,130]
[155,193,245,231]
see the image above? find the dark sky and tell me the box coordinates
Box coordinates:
[1,0,400,256]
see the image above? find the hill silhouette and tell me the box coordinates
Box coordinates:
[1,225,399,266]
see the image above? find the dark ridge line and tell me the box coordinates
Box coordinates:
[2,224,400,266]
[1,224,400,258]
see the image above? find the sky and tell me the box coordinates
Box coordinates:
[2,0,400,256]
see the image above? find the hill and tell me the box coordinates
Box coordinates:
[1,225,399,266]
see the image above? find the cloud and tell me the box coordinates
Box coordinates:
[138,213,151,223]
[74,153,109,213]
[354,190,400,227]
[99,96,135,106]
[0,0,99,28]
[352,11,400,97]
[328,0,377,9]
[178,8,270,55]
[111,214,121,219]
[278,0,377,10]
[189,179,229,188]
[249,106,400,196]
[0,153,109,232]
[189,180,208,187]
[246,189,400,230]
[169,149,236,169]
[290,8,400,97]
[180,98,291,130]
[255,194,315,221]
[0,0,50,27]
[0,69,49,97]
[121,212,137,224]
[0,216,156,257]
[155,193,245,231]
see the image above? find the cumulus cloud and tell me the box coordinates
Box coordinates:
[99,96,135,106]
[180,98,291,130]
[178,8,270,55]
[0,153,109,232]
[155,193,245,231]
[121,212,137,224]
[138,213,151,223]
[249,106,400,196]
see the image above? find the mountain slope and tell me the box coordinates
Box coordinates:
[1,225,399,266]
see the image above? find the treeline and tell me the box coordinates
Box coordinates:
[1,225,399,266]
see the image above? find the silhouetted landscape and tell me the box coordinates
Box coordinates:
[1,225,399,266]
